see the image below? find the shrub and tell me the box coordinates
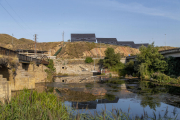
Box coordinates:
[85,57,93,63]
[152,72,171,83]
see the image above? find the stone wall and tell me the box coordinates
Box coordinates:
[54,59,99,75]
[10,63,48,91]
[0,75,11,103]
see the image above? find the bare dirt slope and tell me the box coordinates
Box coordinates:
[1,34,176,59]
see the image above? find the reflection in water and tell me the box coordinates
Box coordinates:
[28,77,180,118]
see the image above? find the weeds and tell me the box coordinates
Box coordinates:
[0,90,178,120]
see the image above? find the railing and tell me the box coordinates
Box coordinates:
[0,46,49,65]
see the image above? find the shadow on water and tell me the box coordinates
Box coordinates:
[11,76,180,119]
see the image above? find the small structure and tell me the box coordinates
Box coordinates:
[16,49,56,59]
[117,41,149,49]
[71,33,96,42]
[96,38,117,45]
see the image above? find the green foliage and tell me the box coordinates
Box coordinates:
[45,59,56,82]
[54,47,62,56]
[103,47,121,69]
[136,42,167,78]
[124,60,135,75]
[85,57,93,63]
[164,57,180,76]
[152,72,171,83]
[110,62,125,72]
[0,90,69,119]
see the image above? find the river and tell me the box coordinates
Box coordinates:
[32,76,180,119]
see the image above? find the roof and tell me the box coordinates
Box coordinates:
[134,43,149,47]
[117,41,135,44]
[15,49,48,53]
[71,34,96,38]
[96,38,117,42]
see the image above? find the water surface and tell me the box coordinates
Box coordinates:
[39,76,180,119]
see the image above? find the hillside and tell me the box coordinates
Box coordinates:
[57,42,140,59]
[0,34,34,49]
[158,46,177,51]
[1,34,176,59]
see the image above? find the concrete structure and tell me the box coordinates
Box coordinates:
[96,38,117,45]
[71,34,96,42]
[16,49,56,60]
[0,75,11,103]
[159,48,180,58]
[125,48,180,63]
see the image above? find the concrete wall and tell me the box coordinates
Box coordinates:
[0,75,11,103]
[54,59,99,75]
[163,53,180,58]
[10,63,47,91]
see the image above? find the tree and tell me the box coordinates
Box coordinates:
[103,47,121,68]
[124,60,135,75]
[135,42,167,75]
[85,57,93,63]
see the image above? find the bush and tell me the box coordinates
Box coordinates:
[152,72,171,83]
[85,57,93,63]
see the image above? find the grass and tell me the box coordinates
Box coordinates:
[0,89,178,120]
[0,89,69,120]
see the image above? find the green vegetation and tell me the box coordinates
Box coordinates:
[164,57,180,76]
[0,89,69,119]
[85,57,93,63]
[103,47,121,68]
[53,47,62,56]
[45,59,56,82]
[136,42,167,77]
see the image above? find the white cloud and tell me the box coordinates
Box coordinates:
[87,0,180,21]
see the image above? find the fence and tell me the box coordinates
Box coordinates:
[0,46,48,65]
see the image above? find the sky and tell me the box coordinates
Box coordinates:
[0,0,180,47]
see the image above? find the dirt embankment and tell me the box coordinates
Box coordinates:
[2,34,176,59]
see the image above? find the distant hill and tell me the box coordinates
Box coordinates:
[0,34,34,49]
[1,34,177,59]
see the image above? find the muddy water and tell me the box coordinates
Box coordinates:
[40,76,180,119]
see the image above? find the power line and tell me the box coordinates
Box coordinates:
[0,2,32,36]
[4,0,34,33]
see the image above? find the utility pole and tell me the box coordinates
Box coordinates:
[62,31,64,42]
[100,41,101,59]
[34,34,37,57]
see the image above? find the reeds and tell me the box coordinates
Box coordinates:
[0,89,178,120]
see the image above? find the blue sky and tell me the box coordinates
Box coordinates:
[0,0,180,47]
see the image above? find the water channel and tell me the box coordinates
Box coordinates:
[31,76,180,119]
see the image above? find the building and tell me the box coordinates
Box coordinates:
[133,43,149,49]
[71,33,96,42]
[70,33,149,49]
[117,41,135,47]
[117,41,149,49]
[96,38,117,45]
